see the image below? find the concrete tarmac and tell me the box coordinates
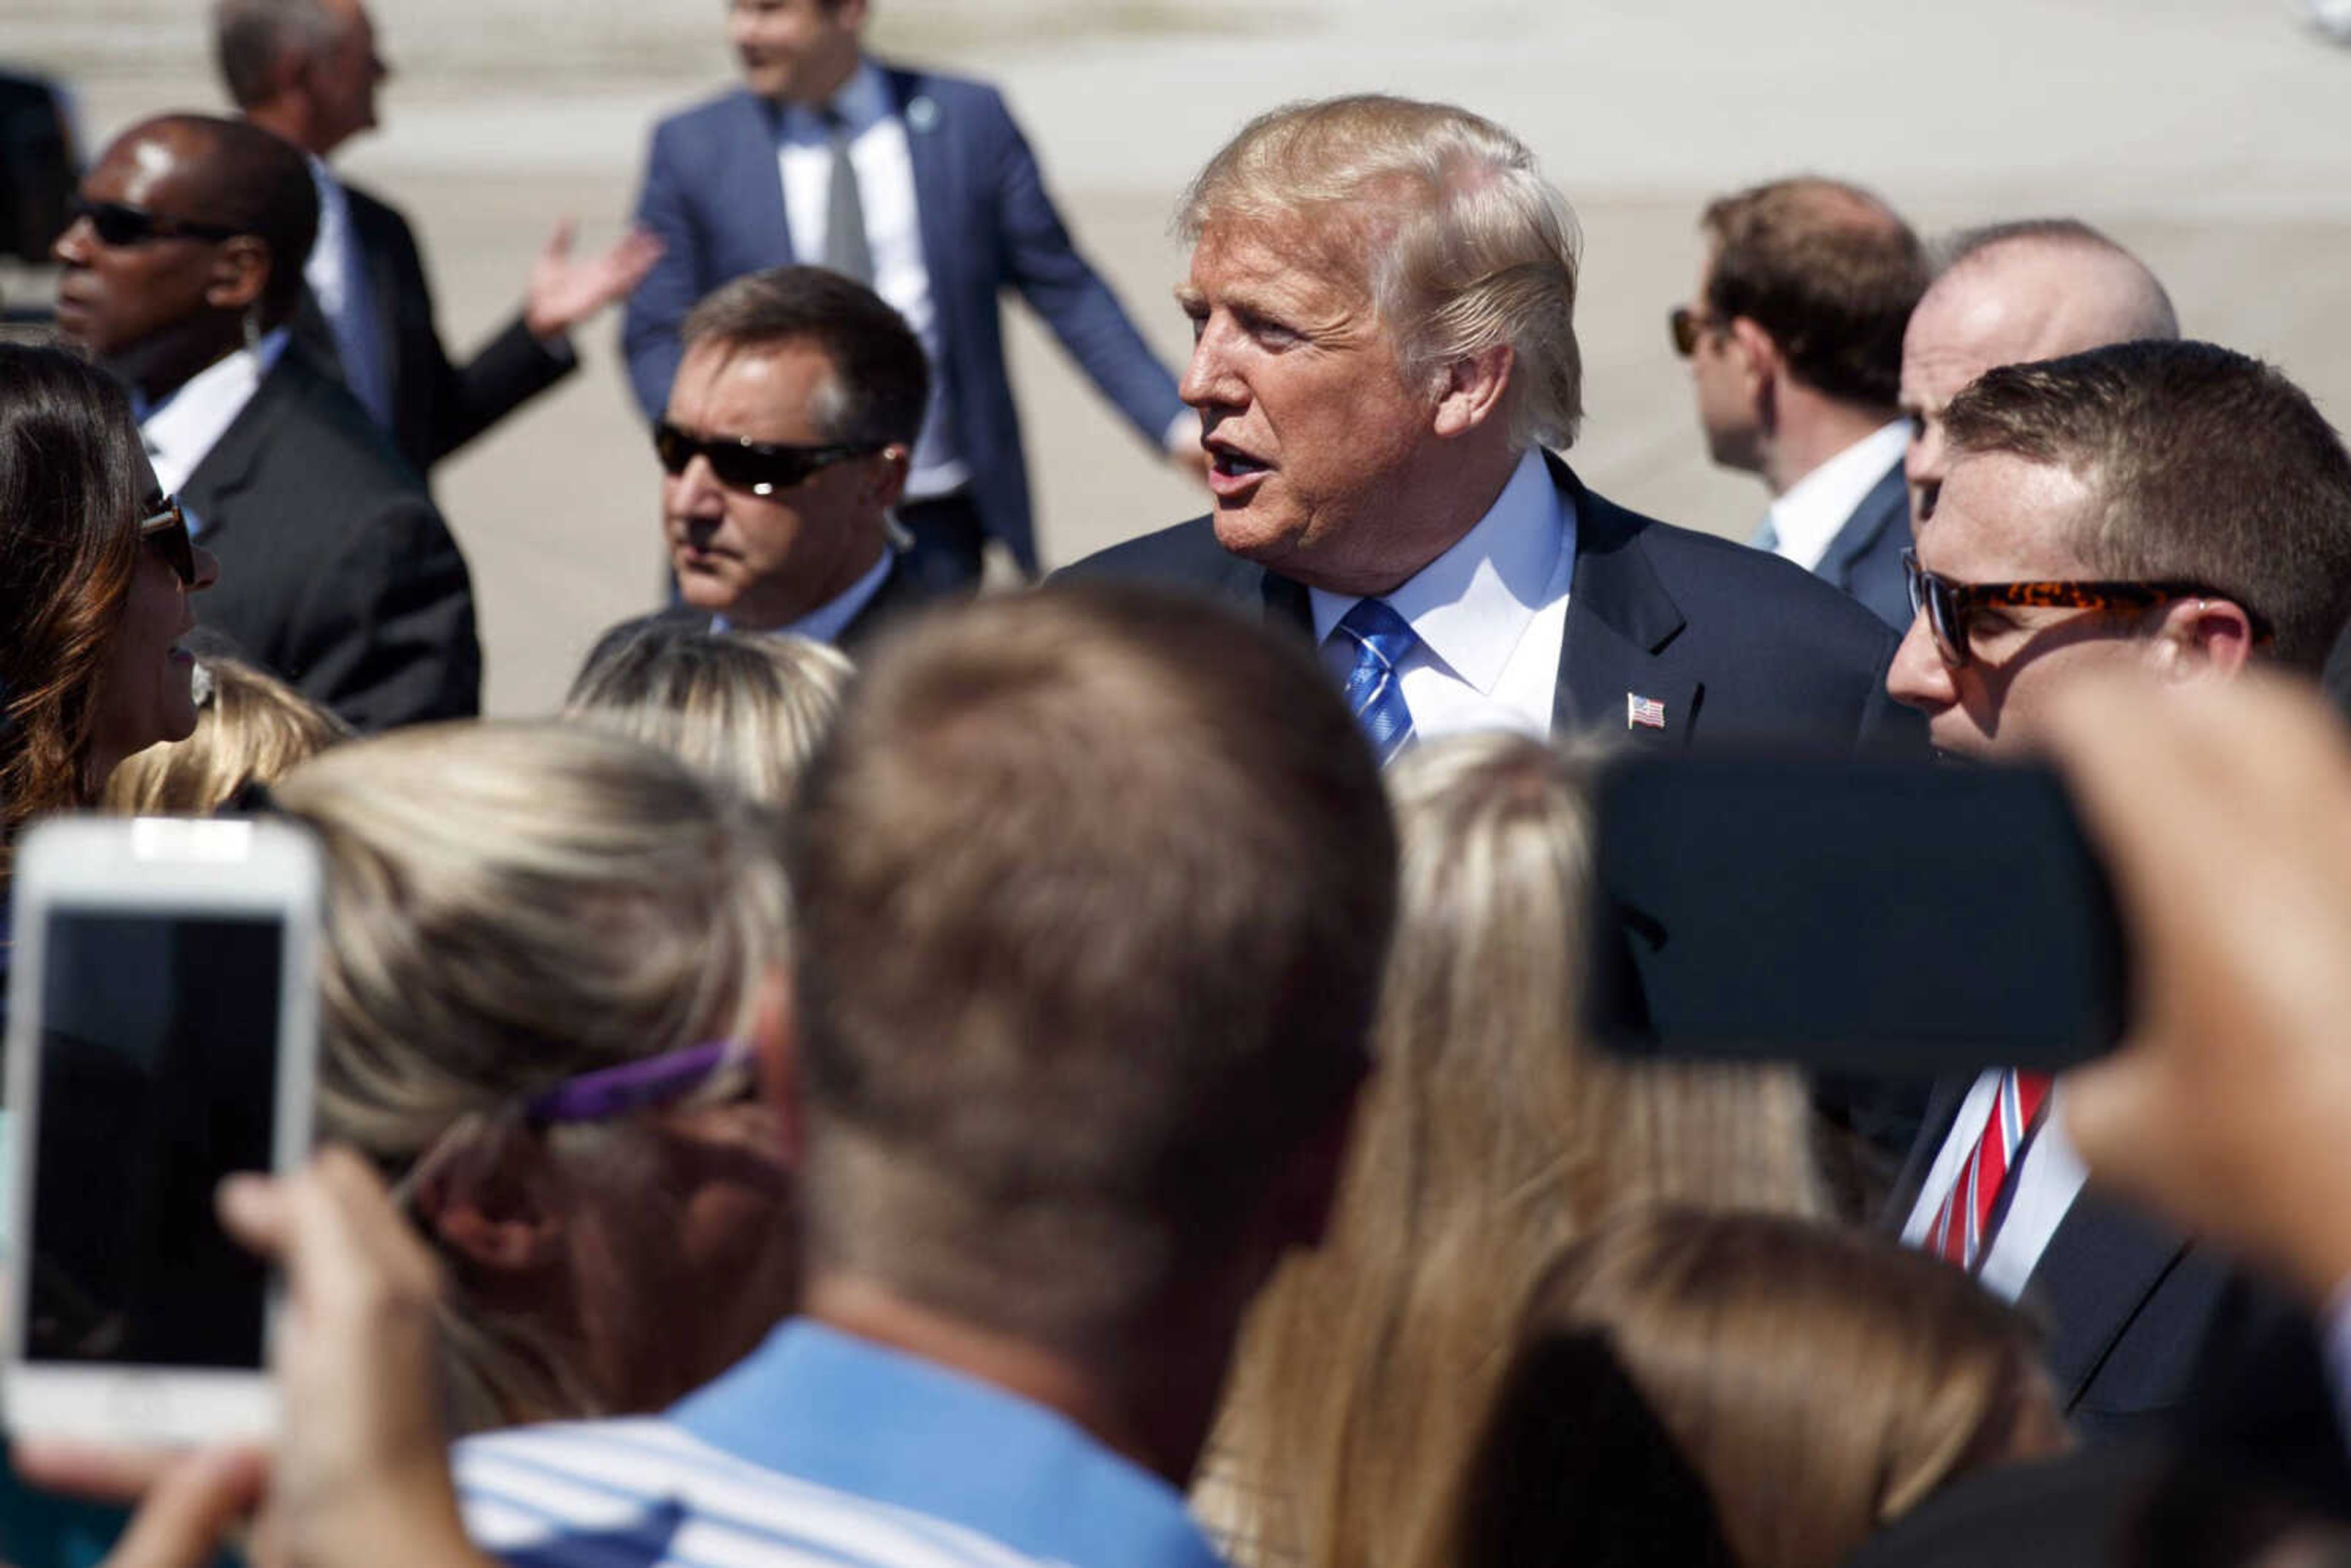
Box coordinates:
[23,2,2351,712]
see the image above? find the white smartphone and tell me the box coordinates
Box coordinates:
[4,814,322,1444]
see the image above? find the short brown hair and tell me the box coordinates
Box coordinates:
[1461,1209,2053,1568]
[1942,339,2351,670]
[680,266,929,449]
[1702,176,1925,408]
[784,585,1394,1347]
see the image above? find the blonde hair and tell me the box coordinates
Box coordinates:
[1201,733,1822,1568]
[102,653,351,816]
[564,620,851,805]
[269,721,792,1430]
[1179,94,1583,449]
[1458,1208,2058,1568]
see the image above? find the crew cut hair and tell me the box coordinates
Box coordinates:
[1943,339,2351,670]
[1701,176,1925,409]
[680,266,929,449]
[784,585,1395,1348]
[1178,94,1584,451]
[212,0,342,109]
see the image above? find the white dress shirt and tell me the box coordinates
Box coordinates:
[304,157,392,430]
[714,548,893,647]
[1310,448,1578,741]
[135,328,290,539]
[1764,419,1910,573]
[776,64,966,500]
[1902,1069,2091,1300]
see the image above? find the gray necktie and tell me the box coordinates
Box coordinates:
[821,107,874,285]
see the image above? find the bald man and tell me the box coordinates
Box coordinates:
[1678,177,1928,628]
[1899,219,2177,525]
[53,113,479,729]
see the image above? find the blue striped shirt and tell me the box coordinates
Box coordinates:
[454,1319,1227,1568]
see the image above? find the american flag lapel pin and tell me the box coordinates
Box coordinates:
[1627,692,1667,730]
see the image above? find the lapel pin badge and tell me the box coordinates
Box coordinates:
[1627,692,1667,730]
[907,96,940,132]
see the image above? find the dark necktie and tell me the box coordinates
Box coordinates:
[821,107,874,285]
[1334,598,1418,765]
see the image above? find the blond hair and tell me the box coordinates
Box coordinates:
[1201,733,1823,1568]
[1179,94,1583,449]
[269,721,791,1430]
[1458,1208,2057,1568]
[102,653,351,816]
[564,618,851,805]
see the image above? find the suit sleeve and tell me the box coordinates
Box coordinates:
[986,91,1187,448]
[381,206,575,468]
[622,117,701,424]
[283,493,483,731]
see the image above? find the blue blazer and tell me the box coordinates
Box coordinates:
[1059,454,1922,756]
[1815,456,1914,631]
[622,65,1188,572]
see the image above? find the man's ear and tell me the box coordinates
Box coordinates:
[204,238,271,315]
[1728,316,1780,395]
[863,444,911,512]
[410,1119,566,1277]
[751,965,802,1167]
[2148,597,2259,684]
[1431,342,1514,440]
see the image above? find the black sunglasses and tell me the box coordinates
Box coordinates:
[1901,548,2268,669]
[140,495,198,586]
[69,197,246,248]
[653,421,884,497]
[1668,305,1720,358]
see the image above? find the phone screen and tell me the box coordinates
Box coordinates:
[22,910,284,1370]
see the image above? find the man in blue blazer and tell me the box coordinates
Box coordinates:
[1062,96,1916,761]
[1674,178,1926,631]
[623,0,1202,591]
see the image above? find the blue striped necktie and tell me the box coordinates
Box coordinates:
[1335,598,1417,763]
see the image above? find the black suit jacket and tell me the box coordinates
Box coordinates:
[182,347,482,731]
[293,181,575,478]
[1815,457,1913,632]
[1883,1079,2339,1458]
[1061,454,1921,755]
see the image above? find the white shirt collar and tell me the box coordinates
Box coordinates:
[716,547,894,647]
[779,61,888,143]
[1764,419,1910,573]
[134,328,291,497]
[1309,448,1564,696]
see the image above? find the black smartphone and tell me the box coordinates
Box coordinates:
[1584,755,2128,1072]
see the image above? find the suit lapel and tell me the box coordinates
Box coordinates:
[178,355,306,546]
[2026,1195,2192,1410]
[882,66,956,300]
[1814,460,1908,592]
[1548,456,1696,746]
[729,92,797,263]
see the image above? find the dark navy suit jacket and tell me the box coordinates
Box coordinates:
[621,64,1187,573]
[1816,457,1914,631]
[1061,454,1919,756]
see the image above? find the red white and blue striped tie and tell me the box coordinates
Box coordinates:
[1929,1068,2052,1271]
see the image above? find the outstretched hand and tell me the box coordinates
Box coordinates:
[2051,670,2351,1305]
[523,221,664,341]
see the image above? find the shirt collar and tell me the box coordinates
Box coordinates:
[670,1319,1224,1568]
[714,547,894,645]
[1308,446,1569,695]
[135,328,290,496]
[1763,419,1910,571]
[779,61,888,143]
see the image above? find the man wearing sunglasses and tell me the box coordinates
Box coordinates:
[1676,178,1926,629]
[1884,339,2351,1441]
[612,264,937,650]
[53,113,481,731]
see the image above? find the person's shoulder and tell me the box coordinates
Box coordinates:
[650,87,767,144]
[256,351,431,497]
[1056,516,1237,587]
[454,1414,1063,1568]
[871,57,1003,111]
